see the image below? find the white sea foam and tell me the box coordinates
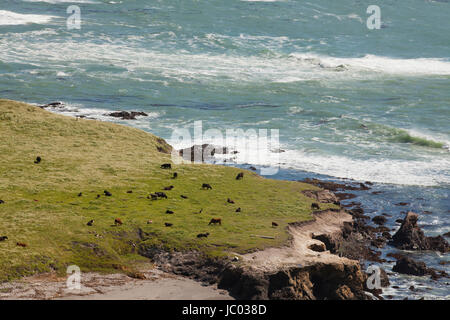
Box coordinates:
[0,10,56,26]
[168,132,450,186]
[23,0,98,3]
[289,53,450,76]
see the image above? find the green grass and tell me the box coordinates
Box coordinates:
[0,99,333,281]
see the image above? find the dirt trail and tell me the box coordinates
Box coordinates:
[242,210,356,272]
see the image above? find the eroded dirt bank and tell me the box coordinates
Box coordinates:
[139,209,371,300]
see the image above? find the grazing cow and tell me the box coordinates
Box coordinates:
[127,190,133,194]
[104,190,112,197]
[0,200,4,204]
[235,207,241,213]
[236,172,244,180]
[163,186,174,191]
[34,156,41,164]
[155,192,168,199]
[164,222,173,227]
[87,220,94,226]
[160,163,172,169]
[202,183,212,190]
[227,198,235,204]
[172,172,178,179]
[96,194,100,199]
[114,218,123,226]
[180,195,188,199]
[148,193,158,200]
[311,203,320,210]
[147,220,153,224]
[78,192,82,197]
[272,222,279,228]
[197,233,209,238]
[208,218,222,226]
[0,236,8,241]
[166,209,174,214]
[16,242,27,247]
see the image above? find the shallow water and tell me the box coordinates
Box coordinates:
[0,0,448,299]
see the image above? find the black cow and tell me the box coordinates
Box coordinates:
[202,183,212,190]
[160,163,172,169]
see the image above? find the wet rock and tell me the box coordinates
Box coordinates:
[392,256,428,276]
[107,111,148,120]
[37,102,63,108]
[372,215,387,226]
[334,192,357,200]
[391,211,450,253]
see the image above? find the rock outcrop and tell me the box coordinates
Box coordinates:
[391,212,449,253]
[107,111,148,120]
[178,144,228,162]
[301,190,339,204]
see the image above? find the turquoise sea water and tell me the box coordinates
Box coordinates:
[0,0,448,299]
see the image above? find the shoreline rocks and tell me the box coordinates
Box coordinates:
[107,111,148,120]
[391,211,449,253]
[178,144,229,162]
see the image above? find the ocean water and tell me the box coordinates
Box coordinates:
[0,0,448,299]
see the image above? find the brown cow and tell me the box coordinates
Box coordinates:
[114,218,123,226]
[16,242,27,247]
[208,218,222,226]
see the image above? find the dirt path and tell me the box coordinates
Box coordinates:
[242,209,355,272]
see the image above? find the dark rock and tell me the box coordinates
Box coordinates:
[301,178,369,192]
[107,111,148,120]
[391,211,450,253]
[178,144,228,162]
[372,215,387,226]
[393,256,428,276]
[37,102,63,108]
[308,243,326,252]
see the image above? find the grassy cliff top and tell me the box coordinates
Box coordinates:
[0,99,330,281]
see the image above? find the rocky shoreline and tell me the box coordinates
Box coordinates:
[137,177,449,300]
[31,102,449,300]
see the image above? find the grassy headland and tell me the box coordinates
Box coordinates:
[0,99,333,281]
